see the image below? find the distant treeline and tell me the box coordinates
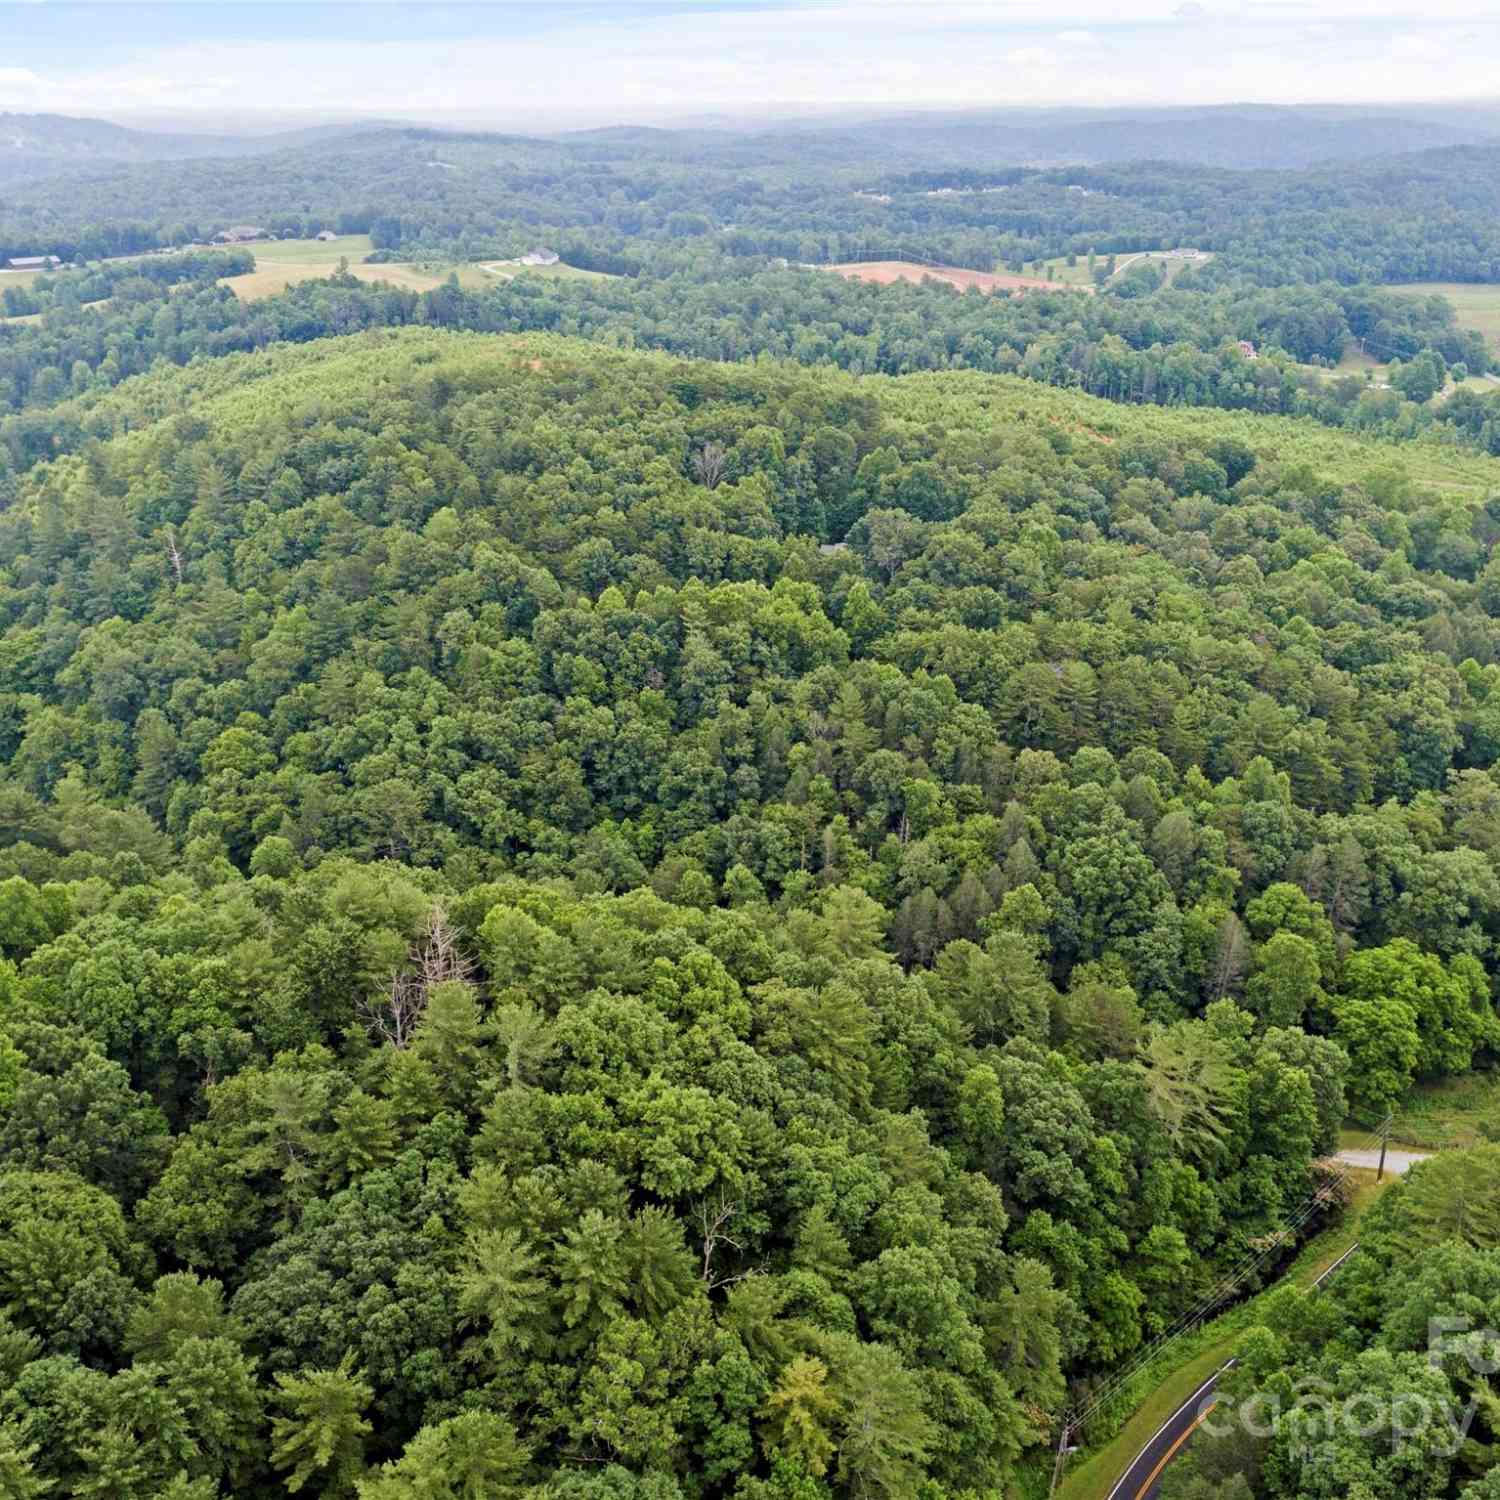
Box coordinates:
[4,255,1497,477]
[7,130,1500,287]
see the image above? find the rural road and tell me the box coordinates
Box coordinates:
[1102,1242,1363,1500]
[1334,1147,1431,1175]
[1099,1148,1432,1498]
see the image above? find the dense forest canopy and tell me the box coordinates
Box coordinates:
[2,96,1500,1500]
[0,328,1495,1494]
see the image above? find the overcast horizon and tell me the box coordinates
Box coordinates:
[4,1,1500,129]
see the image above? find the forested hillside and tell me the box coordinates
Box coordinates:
[0,113,354,185]
[8,126,1500,285]
[4,252,1497,459]
[9,112,1500,485]
[0,328,1496,1495]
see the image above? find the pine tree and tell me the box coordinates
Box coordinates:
[269,1355,372,1496]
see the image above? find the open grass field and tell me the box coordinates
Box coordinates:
[1024,251,1215,290]
[1388,282,1500,350]
[0,269,43,292]
[478,260,617,284]
[824,259,1083,295]
[221,234,484,302]
[221,237,580,301]
[1326,343,1496,398]
[1337,345,1386,377]
[239,234,375,267]
[225,261,454,301]
[1109,250,1215,287]
[1034,260,1097,287]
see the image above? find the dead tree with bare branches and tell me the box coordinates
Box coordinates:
[692,441,727,490]
[356,905,476,1048]
[694,1194,754,1291]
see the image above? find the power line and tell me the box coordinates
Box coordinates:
[1059,1115,1393,1444]
[1086,1114,1385,1398]
[1071,1117,1388,1426]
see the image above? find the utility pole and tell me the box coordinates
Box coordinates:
[1049,1415,1073,1498]
[1377,1111,1393,1182]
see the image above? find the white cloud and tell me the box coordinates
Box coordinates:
[1388,32,1448,59]
[3,3,1500,122]
[1003,46,1060,68]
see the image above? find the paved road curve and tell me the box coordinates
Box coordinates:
[1099,1149,1431,1498]
[1102,1244,1361,1500]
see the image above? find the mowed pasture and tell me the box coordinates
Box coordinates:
[221,235,491,301]
[478,260,616,284]
[824,260,1083,295]
[1108,249,1213,287]
[1388,282,1500,350]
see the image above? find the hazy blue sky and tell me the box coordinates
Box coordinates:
[2,1,1498,127]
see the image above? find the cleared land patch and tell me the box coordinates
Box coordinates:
[1387,281,1500,350]
[221,236,556,301]
[478,260,616,284]
[225,260,450,301]
[823,259,1082,294]
[235,234,375,267]
[220,235,480,301]
[1345,1071,1500,1152]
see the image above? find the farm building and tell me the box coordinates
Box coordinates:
[214,226,270,243]
[518,247,561,266]
[316,230,339,242]
[4,254,60,271]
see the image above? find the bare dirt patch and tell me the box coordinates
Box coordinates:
[824,260,1082,295]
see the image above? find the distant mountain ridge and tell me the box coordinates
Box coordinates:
[0,112,385,183]
[719,104,1500,171]
[6,101,1499,185]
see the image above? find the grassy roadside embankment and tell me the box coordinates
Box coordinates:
[1025,1167,1390,1500]
[1346,1070,1500,1152]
